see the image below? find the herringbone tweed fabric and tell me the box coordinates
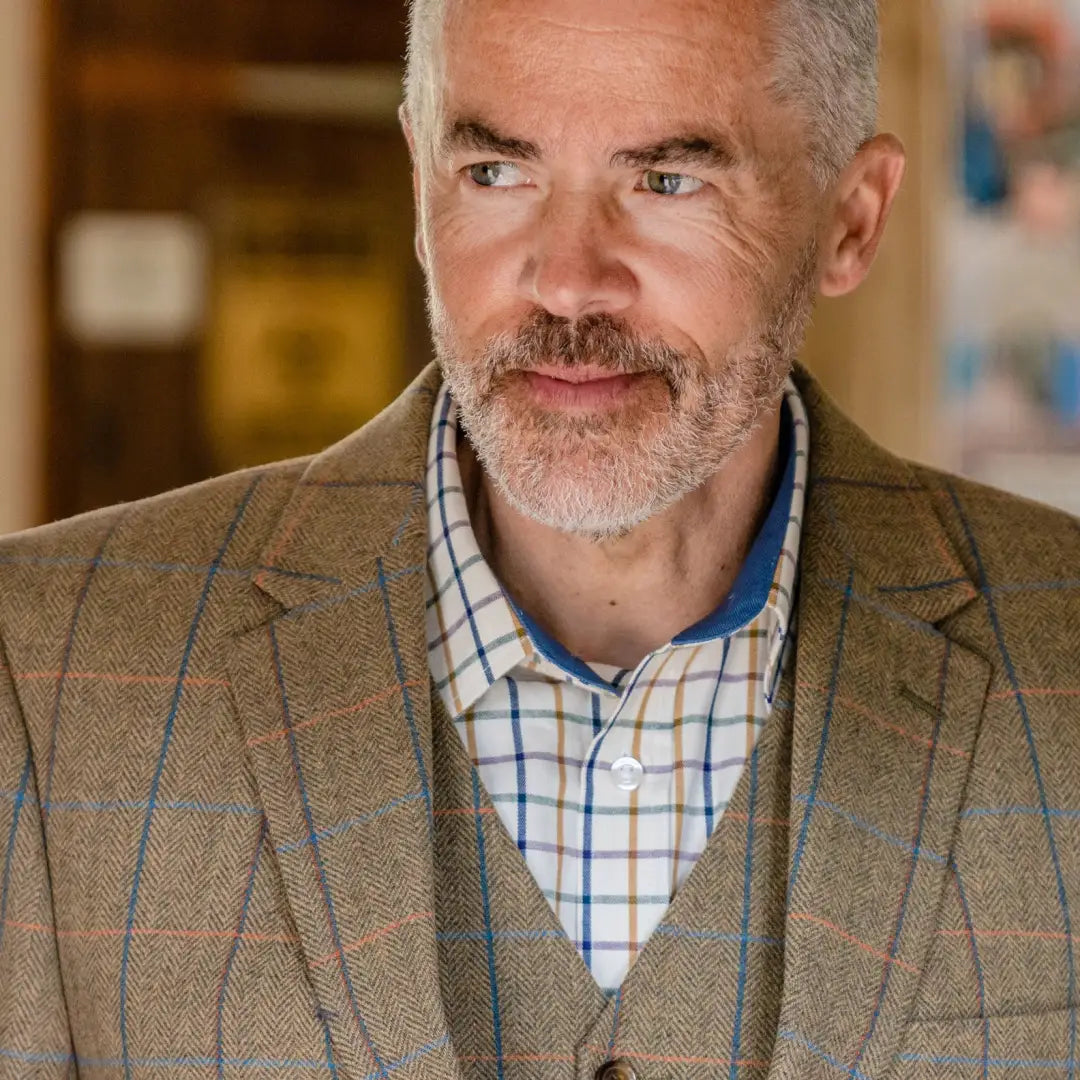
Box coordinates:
[1,363,1078,1080]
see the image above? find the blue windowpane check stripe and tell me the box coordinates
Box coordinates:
[0,749,32,958]
[269,621,388,1080]
[949,482,1077,1080]
[470,768,504,1080]
[119,477,261,1080]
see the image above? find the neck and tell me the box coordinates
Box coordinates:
[460,404,785,670]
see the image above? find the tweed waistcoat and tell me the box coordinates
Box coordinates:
[3,363,1080,1080]
[429,664,794,1080]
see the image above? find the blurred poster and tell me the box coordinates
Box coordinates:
[943,0,1080,514]
[203,193,407,472]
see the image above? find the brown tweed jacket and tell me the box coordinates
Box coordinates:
[1,363,1079,1080]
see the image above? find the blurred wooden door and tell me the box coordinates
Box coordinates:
[45,0,426,519]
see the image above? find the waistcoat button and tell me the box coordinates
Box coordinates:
[594,1060,637,1080]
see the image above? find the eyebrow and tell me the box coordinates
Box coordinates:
[441,118,741,173]
[609,135,740,173]
[442,119,542,162]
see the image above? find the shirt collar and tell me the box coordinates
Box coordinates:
[425,377,808,718]
[674,394,799,645]
[425,386,531,718]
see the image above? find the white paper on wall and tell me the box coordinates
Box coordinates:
[59,213,208,347]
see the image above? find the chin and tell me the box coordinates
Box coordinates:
[496,475,656,541]
[474,424,698,540]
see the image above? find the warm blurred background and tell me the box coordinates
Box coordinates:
[1,0,1079,532]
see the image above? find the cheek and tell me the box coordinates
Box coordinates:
[634,218,773,353]
[425,199,529,333]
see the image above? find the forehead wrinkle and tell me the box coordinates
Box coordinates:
[446,1,767,69]
[527,13,709,45]
[516,0,769,48]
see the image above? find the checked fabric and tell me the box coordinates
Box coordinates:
[1,363,1080,1080]
[424,376,808,994]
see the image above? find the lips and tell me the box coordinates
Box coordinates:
[525,365,630,385]
[518,368,649,410]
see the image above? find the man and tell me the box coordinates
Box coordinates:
[2,1,1079,1078]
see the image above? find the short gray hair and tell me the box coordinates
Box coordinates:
[403,0,446,172]
[768,0,879,185]
[404,0,878,186]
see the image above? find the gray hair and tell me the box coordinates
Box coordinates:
[768,0,879,185]
[403,0,879,187]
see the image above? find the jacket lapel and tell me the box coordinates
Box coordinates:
[229,370,465,1080]
[769,371,992,1080]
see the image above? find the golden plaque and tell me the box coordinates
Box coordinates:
[203,192,407,472]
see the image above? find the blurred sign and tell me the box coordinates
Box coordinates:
[203,193,407,471]
[59,213,208,346]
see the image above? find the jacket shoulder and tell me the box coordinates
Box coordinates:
[911,464,1080,710]
[911,462,1080,585]
[0,458,309,648]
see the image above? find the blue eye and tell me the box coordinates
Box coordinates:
[468,162,527,188]
[643,171,705,196]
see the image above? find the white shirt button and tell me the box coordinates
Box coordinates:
[610,755,645,792]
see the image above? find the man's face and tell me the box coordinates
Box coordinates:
[415,0,822,539]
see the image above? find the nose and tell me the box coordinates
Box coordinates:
[519,191,637,320]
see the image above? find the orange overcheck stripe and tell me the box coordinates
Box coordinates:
[312,910,434,967]
[797,683,970,760]
[584,1048,770,1069]
[461,1054,575,1064]
[788,912,921,974]
[989,688,1080,701]
[247,680,425,747]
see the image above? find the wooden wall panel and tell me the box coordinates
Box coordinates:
[801,0,947,465]
[0,0,44,532]
[64,0,406,62]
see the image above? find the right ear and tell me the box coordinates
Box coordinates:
[399,105,429,272]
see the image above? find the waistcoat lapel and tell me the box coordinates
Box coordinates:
[584,656,799,1079]
[229,369,466,1080]
[768,371,992,1080]
[429,689,610,1080]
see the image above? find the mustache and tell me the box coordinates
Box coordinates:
[478,310,695,383]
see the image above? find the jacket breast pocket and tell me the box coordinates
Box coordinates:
[897,1010,1080,1080]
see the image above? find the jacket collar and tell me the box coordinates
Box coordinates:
[248,370,441,615]
[789,365,978,625]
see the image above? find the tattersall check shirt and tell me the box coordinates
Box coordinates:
[426,377,808,994]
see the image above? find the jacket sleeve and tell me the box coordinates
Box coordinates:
[0,629,75,1078]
